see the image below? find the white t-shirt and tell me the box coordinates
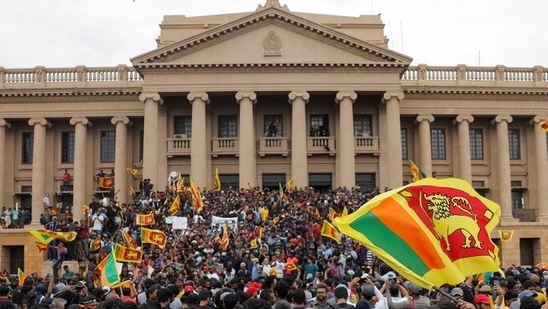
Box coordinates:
[91,213,106,232]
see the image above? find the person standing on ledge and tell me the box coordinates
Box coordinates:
[62,169,71,191]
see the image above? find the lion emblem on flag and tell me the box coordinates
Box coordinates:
[424,193,483,251]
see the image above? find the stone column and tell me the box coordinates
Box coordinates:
[531,116,548,220]
[492,115,514,221]
[69,117,90,223]
[111,117,131,205]
[382,92,404,189]
[455,115,474,183]
[416,115,434,177]
[336,91,357,188]
[236,92,257,188]
[0,119,11,207]
[139,93,162,188]
[28,118,50,225]
[187,92,209,188]
[289,91,310,187]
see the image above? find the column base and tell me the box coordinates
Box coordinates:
[28,222,45,229]
[536,215,548,222]
[499,215,519,225]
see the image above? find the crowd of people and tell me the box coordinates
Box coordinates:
[0,184,547,309]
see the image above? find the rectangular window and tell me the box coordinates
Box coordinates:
[220,174,239,190]
[100,131,116,163]
[262,173,286,189]
[264,115,283,137]
[401,128,408,160]
[310,114,329,136]
[511,190,524,209]
[218,115,237,138]
[508,129,521,160]
[22,132,34,164]
[469,129,484,160]
[520,238,536,267]
[61,131,75,163]
[354,115,373,136]
[431,128,446,160]
[174,116,192,137]
[355,173,376,191]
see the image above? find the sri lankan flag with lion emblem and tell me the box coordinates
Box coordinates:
[333,177,501,289]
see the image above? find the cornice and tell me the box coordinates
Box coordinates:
[403,88,548,96]
[136,62,407,72]
[0,88,143,98]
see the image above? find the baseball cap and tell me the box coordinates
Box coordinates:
[184,286,194,294]
[247,282,262,296]
[80,295,97,305]
[479,285,492,293]
[474,294,490,304]
[450,287,464,297]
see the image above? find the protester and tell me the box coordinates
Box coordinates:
[3,182,545,309]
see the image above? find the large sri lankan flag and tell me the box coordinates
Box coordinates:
[333,177,501,289]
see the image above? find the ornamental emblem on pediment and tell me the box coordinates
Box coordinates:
[263,31,282,56]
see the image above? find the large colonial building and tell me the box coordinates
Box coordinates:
[1,0,547,274]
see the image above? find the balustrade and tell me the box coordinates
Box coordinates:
[402,65,547,86]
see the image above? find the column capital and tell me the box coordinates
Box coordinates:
[335,91,357,104]
[288,91,309,103]
[530,116,548,125]
[139,92,163,104]
[111,116,131,126]
[69,117,91,126]
[28,118,51,128]
[492,115,513,125]
[235,92,257,103]
[416,114,435,123]
[455,115,474,124]
[382,91,405,103]
[0,119,11,128]
[187,92,210,104]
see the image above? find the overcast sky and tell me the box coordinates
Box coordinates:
[1,0,546,69]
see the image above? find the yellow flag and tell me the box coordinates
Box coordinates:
[136,213,155,226]
[18,268,28,286]
[189,177,204,213]
[321,221,341,244]
[286,179,294,192]
[168,195,180,216]
[126,167,138,176]
[176,175,185,193]
[410,160,421,182]
[342,206,348,217]
[329,208,339,221]
[214,168,221,191]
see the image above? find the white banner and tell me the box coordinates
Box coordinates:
[171,216,188,230]
[211,216,238,232]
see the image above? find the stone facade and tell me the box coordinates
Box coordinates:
[0,2,547,274]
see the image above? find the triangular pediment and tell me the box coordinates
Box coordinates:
[131,7,412,69]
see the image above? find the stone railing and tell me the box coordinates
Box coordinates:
[258,137,289,157]
[0,65,142,88]
[212,138,239,156]
[512,208,537,222]
[355,136,379,154]
[402,65,548,87]
[307,136,335,155]
[167,136,191,156]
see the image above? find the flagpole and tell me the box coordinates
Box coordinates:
[434,286,460,304]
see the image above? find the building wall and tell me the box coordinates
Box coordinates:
[0,3,547,273]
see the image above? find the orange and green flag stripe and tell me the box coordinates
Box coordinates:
[333,177,501,289]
